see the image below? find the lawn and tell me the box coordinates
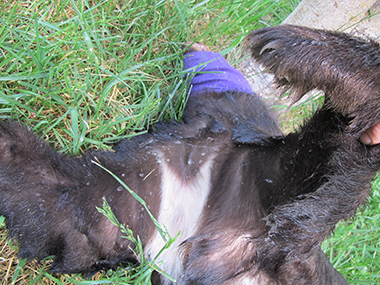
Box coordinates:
[0,0,379,284]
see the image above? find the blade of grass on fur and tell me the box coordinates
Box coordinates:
[92,161,180,282]
[91,159,170,242]
[96,197,176,282]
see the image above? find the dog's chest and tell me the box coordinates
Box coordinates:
[143,148,216,283]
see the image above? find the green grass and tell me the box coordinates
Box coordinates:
[0,0,294,155]
[0,0,379,284]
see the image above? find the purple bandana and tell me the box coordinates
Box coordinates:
[184,51,254,96]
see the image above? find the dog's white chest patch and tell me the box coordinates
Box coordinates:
[144,151,214,283]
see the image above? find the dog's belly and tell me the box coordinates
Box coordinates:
[144,150,216,283]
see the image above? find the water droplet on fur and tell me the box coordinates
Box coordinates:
[117,186,123,192]
[139,173,144,177]
[265,179,273,184]
[121,173,125,177]
[149,192,153,196]
[166,158,170,162]
[201,152,206,156]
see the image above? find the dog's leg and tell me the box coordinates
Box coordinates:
[248,24,380,133]
[0,121,146,274]
[248,25,380,282]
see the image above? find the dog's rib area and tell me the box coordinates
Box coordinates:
[144,150,215,283]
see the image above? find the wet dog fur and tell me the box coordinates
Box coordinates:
[1,25,380,284]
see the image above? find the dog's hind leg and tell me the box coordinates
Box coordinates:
[248,24,380,134]
[0,121,131,274]
[247,25,380,283]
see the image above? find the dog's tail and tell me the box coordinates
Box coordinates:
[248,25,380,133]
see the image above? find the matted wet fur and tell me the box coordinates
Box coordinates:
[1,25,380,284]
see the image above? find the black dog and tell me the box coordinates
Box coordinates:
[1,25,380,284]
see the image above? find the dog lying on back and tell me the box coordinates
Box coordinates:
[1,25,380,284]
